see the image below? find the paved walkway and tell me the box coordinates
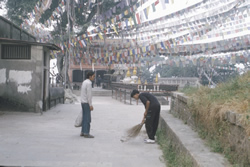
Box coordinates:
[0,96,166,167]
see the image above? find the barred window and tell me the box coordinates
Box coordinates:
[1,44,31,59]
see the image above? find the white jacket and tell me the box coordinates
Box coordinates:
[80,79,92,106]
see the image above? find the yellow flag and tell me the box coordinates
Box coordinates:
[129,17,133,28]
[124,10,129,15]
[113,25,118,35]
[98,33,104,40]
[147,6,150,15]
[183,37,186,42]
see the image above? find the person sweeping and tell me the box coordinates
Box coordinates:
[130,89,161,144]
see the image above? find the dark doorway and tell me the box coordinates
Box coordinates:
[96,70,107,79]
[72,70,84,82]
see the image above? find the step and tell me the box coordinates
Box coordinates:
[72,89,112,96]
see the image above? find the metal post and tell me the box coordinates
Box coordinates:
[115,89,117,100]
[130,91,132,105]
[124,89,126,104]
[120,89,121,102]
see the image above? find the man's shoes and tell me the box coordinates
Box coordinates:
[80,133,94,138]
[144,139,155,144]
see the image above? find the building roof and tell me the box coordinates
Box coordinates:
[0,38,61,51]
[0,16,36,42]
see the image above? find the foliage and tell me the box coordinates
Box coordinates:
[6,0,37,25]
[179,86,199,96]
[188,71,250,106]
[155,65,199,78]
[200,68,239,85]
[138,55,164,83]
[185,71,250,166]
[156,130,193,167]
[5,0,127,37]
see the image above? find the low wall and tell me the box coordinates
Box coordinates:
[170,92,250,166]
[49,87,64,108]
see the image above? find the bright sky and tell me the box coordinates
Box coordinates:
[138,0,203,22]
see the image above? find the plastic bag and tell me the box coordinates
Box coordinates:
[74,110,82,127]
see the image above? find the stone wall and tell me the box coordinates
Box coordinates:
[170,92,250,166]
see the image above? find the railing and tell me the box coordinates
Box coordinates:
[112,88,134,105]
[110,82,178,105]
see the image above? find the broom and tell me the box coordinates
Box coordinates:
[120,123,144,142]
[126,123,144,138]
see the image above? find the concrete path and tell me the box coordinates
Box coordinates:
[0,96,166,167]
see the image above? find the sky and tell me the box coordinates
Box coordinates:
[0,1,6,16]
[138,0,203,23]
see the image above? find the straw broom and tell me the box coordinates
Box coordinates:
[126,123,144,138]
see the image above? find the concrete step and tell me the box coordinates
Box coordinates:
[72,88,112,96]
[92,90,112,96]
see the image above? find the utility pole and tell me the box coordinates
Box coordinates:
[65,0,70,89]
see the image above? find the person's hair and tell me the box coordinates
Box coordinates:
[86,71,95,79]
[131,89,139,97]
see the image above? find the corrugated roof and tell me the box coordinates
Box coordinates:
[0,38,61,51]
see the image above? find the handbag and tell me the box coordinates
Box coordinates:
[74,110,82,127]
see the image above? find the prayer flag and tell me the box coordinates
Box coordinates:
[81,40,87,47]
[143,8,148,20]
[155,0,159,5]
[161,0,166,9]
[152,3,156,12]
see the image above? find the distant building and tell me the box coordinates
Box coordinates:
[0,16,61,112]
[158,77,200,89]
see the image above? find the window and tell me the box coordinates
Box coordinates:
[1,44,31,59]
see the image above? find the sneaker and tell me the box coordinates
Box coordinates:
[144,139,155,144]
[80,133,94,138]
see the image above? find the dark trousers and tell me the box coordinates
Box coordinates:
[81,103,91,135]
[145,105,161,140]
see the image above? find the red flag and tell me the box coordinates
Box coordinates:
[155,0,159,5]
[136,13,141,24]
[79,41,83,48]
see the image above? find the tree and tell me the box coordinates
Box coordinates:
[5,0,140,88]
[6,0,37,25]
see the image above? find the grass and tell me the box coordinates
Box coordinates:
[156,130,193,167]
[179,86,199,96]
[186,71,250,135]
[181,71,250,166]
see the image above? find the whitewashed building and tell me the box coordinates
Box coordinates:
[0,16,61,112]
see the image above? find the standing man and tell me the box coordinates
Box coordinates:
[80,71,95,138]
[131,90,161,143]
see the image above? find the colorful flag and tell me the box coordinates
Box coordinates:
[152,3,156,12]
